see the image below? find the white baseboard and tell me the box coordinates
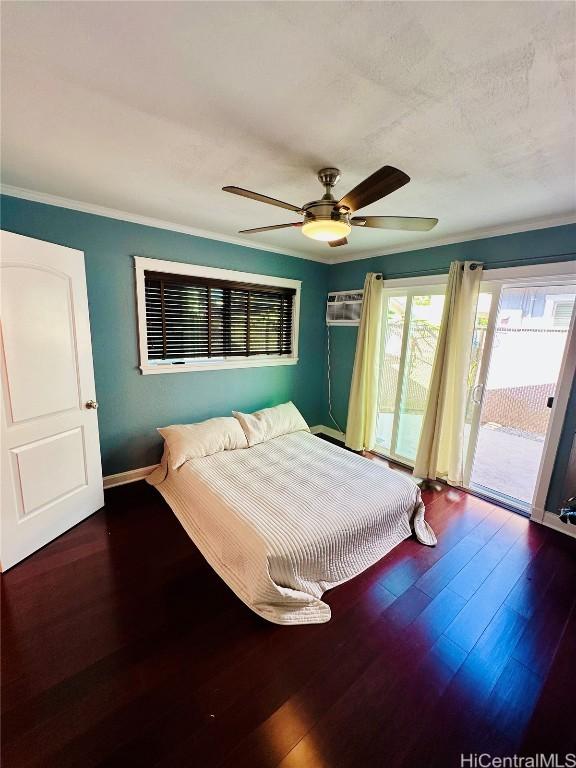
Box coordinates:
[102,438,575,541]
[103,464,159,489]
[311,424,346,442]
[102,426,342,490]
[539,510,576,539]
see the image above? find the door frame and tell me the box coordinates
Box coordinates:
[462,280,502,489]
[532,295,576,521]
[461,262,576,519]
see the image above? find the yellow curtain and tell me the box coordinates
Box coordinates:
[345,273,384,451]
[413,261,483,485]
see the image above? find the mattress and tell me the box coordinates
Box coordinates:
[148,431,435,625]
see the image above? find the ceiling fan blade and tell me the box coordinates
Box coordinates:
[352,216,438,231]
[223,186,302,213]
[238,223,302,234]
[328,237,348,247]
[338,166,410,213]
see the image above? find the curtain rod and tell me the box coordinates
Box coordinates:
[372,251,576,282]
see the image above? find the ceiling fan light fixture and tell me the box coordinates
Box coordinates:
[224,166,438,242]
[301,218,352,242]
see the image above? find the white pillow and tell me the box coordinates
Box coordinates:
[233,402,309,447]
[158,416,248,470]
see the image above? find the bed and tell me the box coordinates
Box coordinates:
[148,426,435,625]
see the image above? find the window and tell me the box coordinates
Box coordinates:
[135,257,300,374]
[375,282,447,464]
[552,298,575,328]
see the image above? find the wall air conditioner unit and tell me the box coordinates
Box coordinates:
[326,290,364,326]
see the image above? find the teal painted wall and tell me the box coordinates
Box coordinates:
[1,194,573,513]
[0,195,329,475]
[325,224,576,512]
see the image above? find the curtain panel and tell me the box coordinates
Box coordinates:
[413,261,483,485]
[345,273,384,452]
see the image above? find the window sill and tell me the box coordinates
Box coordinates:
[139,357,299,375]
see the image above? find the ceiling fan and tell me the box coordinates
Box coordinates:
[223,166,438,247]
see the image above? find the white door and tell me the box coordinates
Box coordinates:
[0,231,103,570]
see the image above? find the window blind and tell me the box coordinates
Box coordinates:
[144,271,295,361]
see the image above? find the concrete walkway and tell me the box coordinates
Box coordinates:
[376,414,543,505]
[471,425,543,504]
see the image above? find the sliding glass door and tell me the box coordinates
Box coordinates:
[374,268,575,517]
[463,279,576,512]
[375,284,446,464]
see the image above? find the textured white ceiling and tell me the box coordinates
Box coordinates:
[2,1,575,263]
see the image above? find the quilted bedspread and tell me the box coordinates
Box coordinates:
[148,431,435,624]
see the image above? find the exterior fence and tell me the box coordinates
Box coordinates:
[377,321,435,415]
[378,325,567,439]
[481,383,554,437]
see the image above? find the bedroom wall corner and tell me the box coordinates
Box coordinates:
[0,194,330,475]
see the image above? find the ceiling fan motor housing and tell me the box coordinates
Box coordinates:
[302,167,350,224]
[301,169,352,239]
[301,199,350,224]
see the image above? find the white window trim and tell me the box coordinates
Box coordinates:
[381,273,449,290]
[379,260,575,291]
[134,256,301,374]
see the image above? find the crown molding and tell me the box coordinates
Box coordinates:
[0,184,332,265]
[325,213,576,265]
[2,184,573,269]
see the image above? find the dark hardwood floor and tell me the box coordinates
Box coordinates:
[2,478,575,767]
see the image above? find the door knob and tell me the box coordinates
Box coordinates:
[85,400,99,410]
